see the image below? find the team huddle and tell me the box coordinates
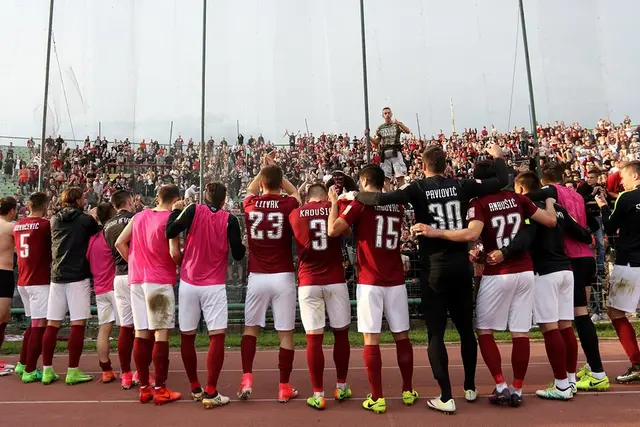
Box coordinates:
[1,133,640,415]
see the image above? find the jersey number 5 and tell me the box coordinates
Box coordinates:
[248,211,283,240]
[491,213,522,249]
[375,215,399,250]
[19,234,30,258]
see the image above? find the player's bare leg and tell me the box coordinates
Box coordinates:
[277,329,297,403]
[362,333,386,413]
[97,321,116,383]
[607,307,640,383]
[180,329,203,400]
[392,331,418,406]
[0,298,11,372]
[202,329,230,409]
[238,325,260,400]
[535,322,572,400]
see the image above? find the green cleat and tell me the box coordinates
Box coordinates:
[14,362,26,376]
[65,368,93,385]
[576,373,610,391]
[402,389,419,406]
[41,367,59,385]
[22,369,43,384]
[306,395,327,410]
[334,385,352,401]
[362,394,386,414]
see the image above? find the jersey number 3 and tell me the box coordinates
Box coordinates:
[309,219,328,251]
[248,211,283,240]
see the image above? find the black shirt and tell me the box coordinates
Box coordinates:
[103,210,135,275]
[51,207,100,283]
[356,158,509,270]
[165,204,245,262]
[601,186,640,267]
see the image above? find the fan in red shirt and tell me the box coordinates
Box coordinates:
[289,183,351,409]
[13,193,52,381]
[328,164,416,414]
[414,159,557,408]
[239,156,302,403]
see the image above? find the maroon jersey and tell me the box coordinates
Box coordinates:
[13,217,52,286]
[340,200,404,286]
[290,200,345,286]
[243,194,299,274]
[467,191,538,275]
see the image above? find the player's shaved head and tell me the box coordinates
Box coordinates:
[28,192,48,212]
[358,164,385,191]
[473,160,497,180]
[306,183,328,202]
[158,184,180,204]
[205,181,227,209]
[515,171,541,194]
[260,165,283,191]
[96,202,116,225]
[422,146,447,174]
[111,190,132,210]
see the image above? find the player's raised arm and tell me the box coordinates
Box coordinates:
[327,186,355,237]
[169,236,182,266]
[281,176,302,206]
[460,143,509,198]
[165,200,193,239]
[528,197,557,228]
[115,217,134,262]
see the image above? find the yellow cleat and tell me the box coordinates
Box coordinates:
[362,394,386,414]
[402,389,419,406]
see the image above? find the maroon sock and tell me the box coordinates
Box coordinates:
[19,325,32,365]
[133,337,152,386]
[205,334,225,396]
[478,334,504,384]
[395,338,414,392]
[559,327,579,374]
[0,322,6,350]
[306,334,324,392]
[99,359,113,372]
[612,317,640,365]
[67,325,86,368]
[41,325,60,366]
[511,337,530,389]
[364,345,383,400]
[241,335,257,374]
[117,326,135,373]
[543,329,567,380]
[333,328,350,383]
[278,347,295,384]
[180,333,200,390]
[153,341,170,388]
[26,326,45,372]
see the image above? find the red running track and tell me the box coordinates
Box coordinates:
[1,340,639,427]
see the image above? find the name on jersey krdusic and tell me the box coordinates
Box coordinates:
[487,198,517,212]
[424,187,458,200]
[299,207,330,217]
[374,204,401,213]
[14,222,40,231]
[255,200,280,209]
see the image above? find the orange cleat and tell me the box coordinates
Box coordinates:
[121,371,134,390]
[139,386,154,404]
[100,370,117,383]
[237,373,253,400]
[278,383,299,403]
[153,386,182,406]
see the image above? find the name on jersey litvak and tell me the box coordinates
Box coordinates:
[488,198,517,212]
[299,207,330,217]
[424,187,458,200]
[255,200,280,209]
[14,222,40,231]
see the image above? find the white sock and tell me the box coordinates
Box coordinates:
[314,391,324,398]
[336,382,346,390]
[512,388,522,397]
[496,382,508,393]
[43,366,52,370]
[591,371,606,380]
[567,373,576,384]
[555,378,570,390]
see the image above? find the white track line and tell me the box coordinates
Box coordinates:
[2,390,640,405]
[76,359,629,375]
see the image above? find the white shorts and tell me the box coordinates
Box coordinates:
[298,283,351,331]
[114,275,134,326]
[47,279,92,322]
[476,271,535,333]
[179,280,227,332]
[96,291,119,326]
[245,272,296,331]
[607,264,640,314]
[380,151,407,179]
[17,285,50,320]
[533,270,574,324]
[130,283,176,331]
[356,284,410,334]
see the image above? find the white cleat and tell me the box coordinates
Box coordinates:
[464,389,478,402]
[427,397,456,414]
